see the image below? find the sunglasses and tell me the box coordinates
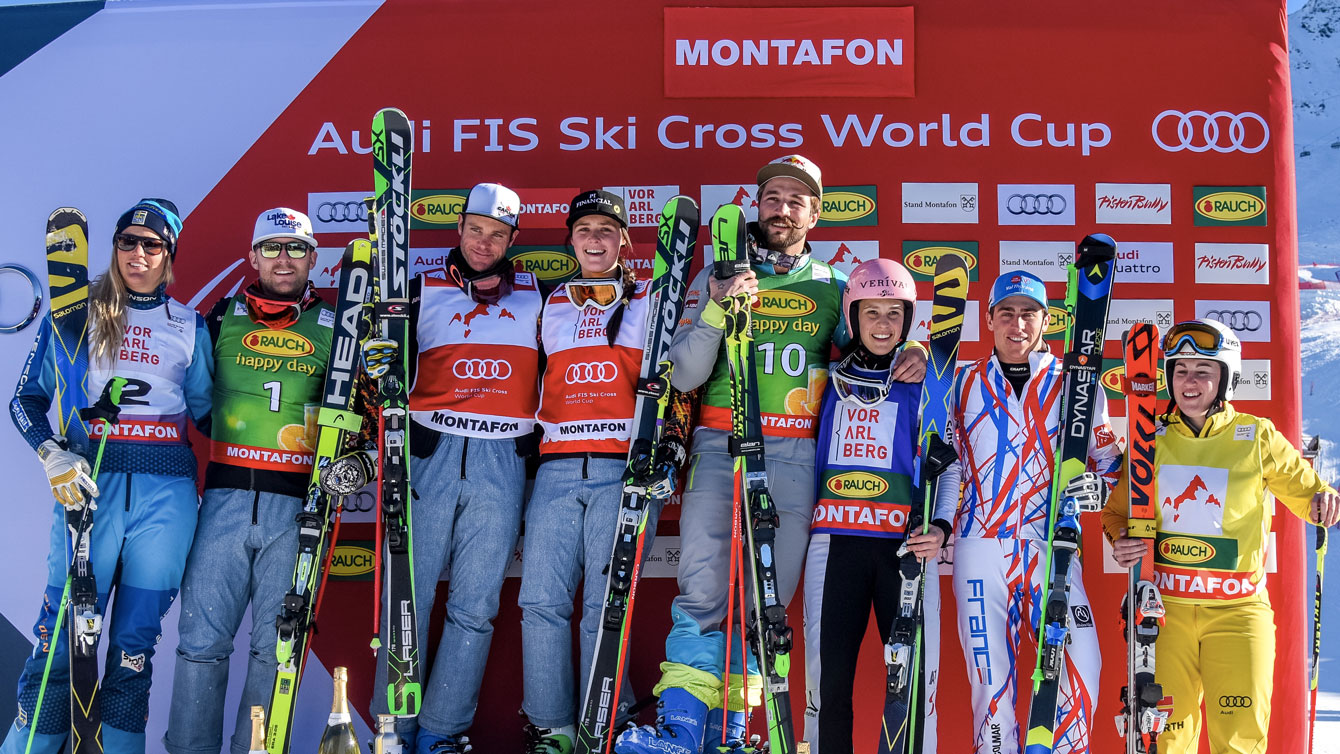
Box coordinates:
[114,234,167,255]
[253,240,312,259]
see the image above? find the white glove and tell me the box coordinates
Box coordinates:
[1062,471,1107,513]
[38,436,98,510]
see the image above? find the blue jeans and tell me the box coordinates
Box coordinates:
[164,488,303,754]
[665,439,815,679]
[518,456,662,728]
[372,432,524,737]
[1,472,198,754]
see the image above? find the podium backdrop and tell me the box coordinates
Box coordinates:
[0,1,1301,752]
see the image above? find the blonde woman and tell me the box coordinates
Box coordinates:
[3,199,213,754]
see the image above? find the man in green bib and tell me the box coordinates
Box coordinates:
[617,156,924,754]
[165,208,377,754]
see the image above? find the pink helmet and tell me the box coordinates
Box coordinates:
[843,258,917,341]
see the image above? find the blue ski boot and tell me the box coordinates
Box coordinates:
[614,688,707,754]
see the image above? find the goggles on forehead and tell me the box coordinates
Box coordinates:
[566,277,624,311]
[1163,321,1226,358]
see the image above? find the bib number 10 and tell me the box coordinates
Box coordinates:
[757,342,805,377]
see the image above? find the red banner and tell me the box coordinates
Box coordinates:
[167,2,1300,752]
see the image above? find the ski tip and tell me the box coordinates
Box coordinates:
[47,207,88,225]
[711,202,747,224]
[1077,233,1117,260]
[933,251,970,275]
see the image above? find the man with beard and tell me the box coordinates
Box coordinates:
[616,156,925,754]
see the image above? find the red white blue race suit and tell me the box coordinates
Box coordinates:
[935,352,1121,754]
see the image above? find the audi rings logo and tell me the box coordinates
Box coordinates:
[1204,310,1263,332]
[316,201,370,224]
[341,490,376,513]
[1152,110,1270,154]
[1006,194,1067,215]
[1218,696,1252,709]
[453,358,512,380]
[565,361,618,384]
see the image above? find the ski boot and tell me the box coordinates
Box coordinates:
[614,688,707,754]
[700,707,750,753]
[523,723,574,754]
[415,729,472,754]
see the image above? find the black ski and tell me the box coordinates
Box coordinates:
[1024,234,1118,754]
[576,196,699,754]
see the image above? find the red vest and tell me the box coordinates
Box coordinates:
[409,271,542,439]
[537,280,649,455]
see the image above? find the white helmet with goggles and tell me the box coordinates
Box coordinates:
[1162,318,1242,402]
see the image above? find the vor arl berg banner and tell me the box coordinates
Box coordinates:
[0,1,1300,752]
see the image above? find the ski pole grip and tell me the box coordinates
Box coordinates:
[79,375,127,425]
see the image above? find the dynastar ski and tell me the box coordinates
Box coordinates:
[1116,322,1168,754]
[576,196,699,754]
[880,253,968,754]
[714,203,796,754]
[1024,233,1117,754]
[27,208,99,754]
[371,106,421,718]
[266,240,373,754]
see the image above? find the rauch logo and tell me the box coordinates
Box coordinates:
[1193,186,1267,227]
[1195,192,1264,222]
[1045,305,1072,337]
[826,471,889,498]
[411,193,466,226]
[512,250,578,281]
[329,545,376,577]
[1159,536,1216,565]
[753,290,817,317]
[904,247,977,276]
[819,187,878,226]
[242,330,314,357]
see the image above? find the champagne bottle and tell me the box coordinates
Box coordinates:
[373,715,404,754]
[248,706,266,754]
[317,667,359,754]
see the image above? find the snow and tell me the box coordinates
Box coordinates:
[1295,0,1340,747]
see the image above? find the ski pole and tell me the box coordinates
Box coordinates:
[1310,522,1328,753]
[26,376,123,754]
